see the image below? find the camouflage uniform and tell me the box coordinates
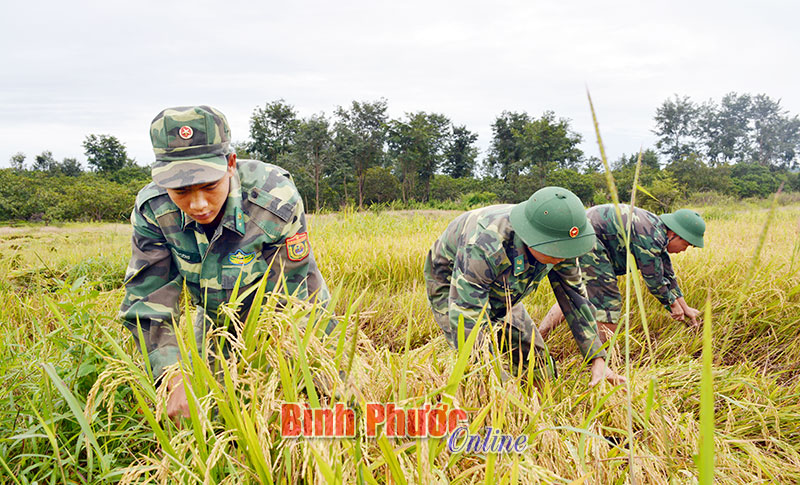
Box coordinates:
[119,106,330,380]
[581,204,682,323]
[423,205,606,368]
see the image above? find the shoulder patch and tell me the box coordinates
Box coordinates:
[248,186,297,222]
[135,182,168,211]
[286,232,310,261]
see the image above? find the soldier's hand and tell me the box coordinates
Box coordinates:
[669,300,685,322]
[166,375,191,424]
[589,358,627,387]
[683,306,702,328]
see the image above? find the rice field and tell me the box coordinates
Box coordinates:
[0,197,799,484]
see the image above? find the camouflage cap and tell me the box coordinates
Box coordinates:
[149,105,232,189]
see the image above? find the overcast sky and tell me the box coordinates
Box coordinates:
[1,0,797,171]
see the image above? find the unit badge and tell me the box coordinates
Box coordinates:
[179,125,194,139]
[569,226,579,238]
[286,232,310,261]
[228,249,255,265]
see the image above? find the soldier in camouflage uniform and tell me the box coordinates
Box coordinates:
[119,105,330,421]
[424,187,625,386]
[538,204,706,343]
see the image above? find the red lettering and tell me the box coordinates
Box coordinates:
[428,404,448,438]
[334,403,356,437]
[281,404,302,437]
[448,408,468,433]
[365,403,385,437]
[386,403,405,437]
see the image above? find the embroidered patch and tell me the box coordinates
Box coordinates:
[569,226,579,238]
[514,255,525,276]
[228,249,255,265]
[286,232,310,261]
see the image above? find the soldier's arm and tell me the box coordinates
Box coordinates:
[118,202,184,381]
[549,260,606,361]
[630,235,679,310]
[273,196,330,305]
[447,244,495,347]
[661,253,683,299]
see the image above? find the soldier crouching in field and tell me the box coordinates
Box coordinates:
[538,204,706,343]
[423,187,625,386]
[118,105,330,422]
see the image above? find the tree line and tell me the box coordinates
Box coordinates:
[2,92,799,222]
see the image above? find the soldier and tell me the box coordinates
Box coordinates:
[119,105,330,421]
[424,187,625,386]
[538,204,706,343]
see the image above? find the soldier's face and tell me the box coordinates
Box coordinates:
[666,231,691,254]
[166,155,236,225]
[528,247,565,265]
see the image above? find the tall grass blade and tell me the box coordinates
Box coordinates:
[698,292,715,484]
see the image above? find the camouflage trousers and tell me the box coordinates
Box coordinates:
[578,237,623,324]
[423,262,551,374]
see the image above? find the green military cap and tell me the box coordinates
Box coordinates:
[509,186,596,259]
[660,209,705,248]
[149,105,232,189]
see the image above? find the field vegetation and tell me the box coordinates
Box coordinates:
[1,194,799,483]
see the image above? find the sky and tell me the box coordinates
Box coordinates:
[1,0,798,171]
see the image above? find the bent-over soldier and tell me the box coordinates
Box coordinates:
[119,105,330,420]
[539,204,705,342]
[424,187,625,386]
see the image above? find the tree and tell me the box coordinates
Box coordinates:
[9,152,25,171]
[653,95,700,162]
[486,111,531,178]
[83,134,129,173]
[442,125,479,178]
[730,163,782,198]
[295,114,333,212]
[388,111,450,202]
[249,99,300,163]
[487,111,583,178]
[656,93,800,168]
[60,157,83,177]
[32,151,58,172]
[334,99,388,209]
[749,94,800,168]
[516,111,583,173]
[614,149,660,171]
[362,167,401,204]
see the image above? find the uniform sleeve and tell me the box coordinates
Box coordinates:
[662,253,683,300]
[630,233,679,310]
[549,259,606,360]
[275,199,330,305]
[447,244,495,347]
[118,202,184,380]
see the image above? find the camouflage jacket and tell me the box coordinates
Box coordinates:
[586,204,682,309]
[425,205,606,361]
[119,159,329,379]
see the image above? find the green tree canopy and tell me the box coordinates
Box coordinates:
[443,125,479,179]
[295,114,333,212]
[249,99,300,163]
[487,111,583,178]
[334,99,389,209]
[83,134,129,173]
[387,111,450,202]
[653,94,700,163]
